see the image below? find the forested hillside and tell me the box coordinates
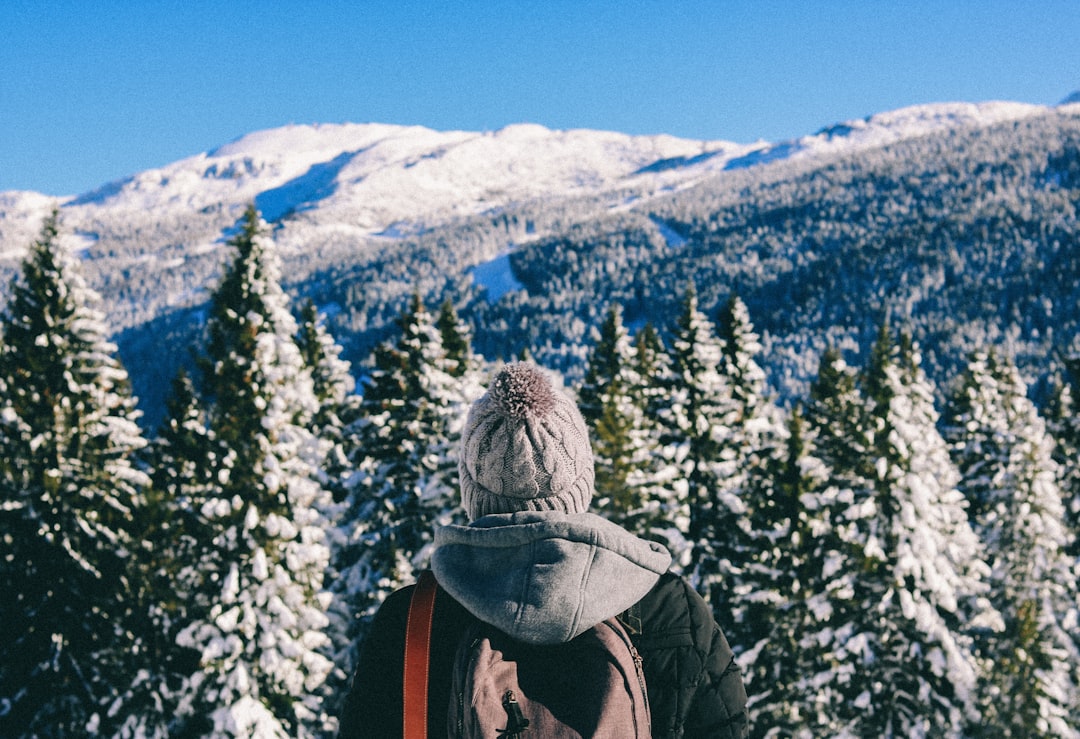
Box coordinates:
[462,107,1080,402]
[2,205,1078,737]
[143,106,1080,420]
[3,102,1078,425]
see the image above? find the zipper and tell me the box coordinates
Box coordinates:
[603,620,652,732]
[630,641,651,723]
[499,690,530,738]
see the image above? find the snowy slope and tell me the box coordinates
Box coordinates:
[48,123,747,245]
[0,191,59,260]
[725,101,1044,169]
[0,100,1050,264]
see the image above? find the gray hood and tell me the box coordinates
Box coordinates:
[431,511,672,645]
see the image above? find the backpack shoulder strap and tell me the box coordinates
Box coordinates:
[404,569,438,739]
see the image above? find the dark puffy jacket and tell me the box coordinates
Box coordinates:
[338,571,748,738]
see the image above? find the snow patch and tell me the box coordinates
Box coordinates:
[650,217,688,248]
[470,250,525,303]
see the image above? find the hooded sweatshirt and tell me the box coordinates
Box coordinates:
[431,510,673,645]
[338,514,748,739]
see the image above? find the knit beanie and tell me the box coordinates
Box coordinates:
[459,362,595,520]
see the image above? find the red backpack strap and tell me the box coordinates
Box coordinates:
[403,570,438,739]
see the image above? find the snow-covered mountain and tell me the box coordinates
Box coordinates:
[1,123,744,260]
[0,100,1047,265]
[2,98,1076,427]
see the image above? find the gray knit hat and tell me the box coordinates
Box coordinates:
[459,362,595,520]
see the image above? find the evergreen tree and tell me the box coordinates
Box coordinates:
[431,297,487,483]
[747,349,877,736]
[0,212,150,737]
[435,297,472,379]
[294,300,361,713]
[333,294,483,683]
[847,324,991,736]
[578,305,667,535]
[111,369,212,738]
[716,294,773,427]
[743,406,832,735]
[173,206,335,737]
[946,350,1080,737]
[660,284,743,607]
[715,294,789,653]
[629,322,688,559]
[295,299,359,504]
[1046,341,1080,561]
[295,299,358,438]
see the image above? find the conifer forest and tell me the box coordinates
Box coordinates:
[2,106,1080,737]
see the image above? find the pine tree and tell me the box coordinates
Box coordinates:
[333,294,482,683]
[295,299,358,437]
[660,284,743,607]
[747,349,877,736]
[293,300,362,714]
[431,298,487,494]
[847,324,990,737]
[110,369,212,738]
[173,206,335,737]
[1046,341,1080,561]
[716,294,772,427]
[629,322,688,559]
[0,212,150,737]
[743,405,835,735]
[715,294,789,654]
[435,297,472,379]
[578,305,666,535]
[946,350,1080,737]
[295,299,359,504]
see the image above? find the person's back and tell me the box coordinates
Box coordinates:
[338,362,748,738]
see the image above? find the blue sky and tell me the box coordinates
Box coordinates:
[3,0,1077,196]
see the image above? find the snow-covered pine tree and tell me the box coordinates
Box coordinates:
[946,350,1080,737]
[660,284,743,609]
[333,293,478,681]
[110,369,214,738]
[578,304,667,536]
[295,299,359,505]
[743,406,828,735]
[432,297,487,501]
[746,348,878,736]
[295,300,359,443]
[716,295,775,432]
[293,299,363,719]
[0,212,150,737]
[849,323,991,737]
[435,297,474,380]
[173,206,335,738]
[714,294,789,654]
[1046,340,1080,561]
[629,321,688,560]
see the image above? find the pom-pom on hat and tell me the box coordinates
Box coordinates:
[459,362,595,520]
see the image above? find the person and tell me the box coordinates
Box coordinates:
[338,361,748,738]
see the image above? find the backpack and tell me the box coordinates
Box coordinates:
[404,571,652,739]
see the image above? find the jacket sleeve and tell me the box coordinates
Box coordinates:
[682,596,749,739]
[632,573,749,739]
[337,586,413,739]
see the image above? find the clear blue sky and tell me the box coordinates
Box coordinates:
[3,0,1077,196]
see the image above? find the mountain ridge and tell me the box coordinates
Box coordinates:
[0,100,1048,280]
[2,98,1077,426]
[1,100,1048,232]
